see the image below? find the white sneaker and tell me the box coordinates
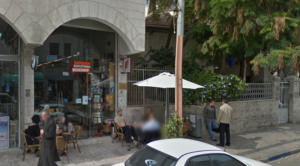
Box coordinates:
[132,140,138,146]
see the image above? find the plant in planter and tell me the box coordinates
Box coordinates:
[164,111,185,138]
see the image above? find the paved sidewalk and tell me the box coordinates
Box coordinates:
[1,123,300,165]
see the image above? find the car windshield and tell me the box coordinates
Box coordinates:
[125,146,177,166]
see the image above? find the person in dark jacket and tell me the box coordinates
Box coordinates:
[38,110,60,166]
[203,100,219,141]
[25,115,41,145]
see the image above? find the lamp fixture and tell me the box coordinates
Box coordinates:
[169,2,180,34]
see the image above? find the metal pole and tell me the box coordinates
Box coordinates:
[175,0,185,118]
[165,88,169,124]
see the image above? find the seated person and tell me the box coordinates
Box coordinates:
[61,115,75,141]
[25,115,41,155]
[141,113,161,145]
[114,108,138,151]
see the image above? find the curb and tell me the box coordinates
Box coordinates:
[259,149,300,163]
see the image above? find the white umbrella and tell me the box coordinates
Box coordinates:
[133,72,204,123]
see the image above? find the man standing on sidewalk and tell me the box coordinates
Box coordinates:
[203,100,218,141]
[216,99,233,147]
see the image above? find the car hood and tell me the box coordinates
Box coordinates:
[233,155,271,166]
[111,163,124,166]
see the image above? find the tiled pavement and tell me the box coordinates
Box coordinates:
[1,124,300,165]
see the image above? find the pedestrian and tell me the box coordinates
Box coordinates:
[114,108,138,151]
[203,100,218,141]
[216,99,233,147]
[38,110,60,166]
[141,113,161,145]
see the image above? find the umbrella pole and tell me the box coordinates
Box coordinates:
[165,89,169,124]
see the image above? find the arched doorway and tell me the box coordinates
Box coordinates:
[34,19,116,139]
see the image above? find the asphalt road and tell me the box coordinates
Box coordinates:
[267,153,300,166]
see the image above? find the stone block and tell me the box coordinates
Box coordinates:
[0,0,11,15]
[48,9,64,27]
[94,0,109,5]
[128,18,145,28]
[68,2,80,19]
[89,1,99,18]
[98,3,108,20]
[58,4,72,22]
[133,34,145,51]
[130,27,138,41]
[105,7,117,24]
[25,95,34,107]
[18,2,36,14]
[27,13,44,22]
[38,16,55,35]
[136,27,145,35]
[124,1,139,11]
[79,1,89,17]
[120,19,133,35]
[117,0,125,8]
[115,8,128,17]
[24,74,34,83]
[123,0,144,5]
[5,2,23,23]
[14,13,32,32]
[128,10,143,20]
[109,0,118,8]
[22,23,48,44]
[35,5,54,15]
[114,13,126,30]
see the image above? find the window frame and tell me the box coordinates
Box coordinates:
[184,153,247,166]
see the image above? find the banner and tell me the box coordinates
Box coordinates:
[0,116,9,149]
[71,61,91,73]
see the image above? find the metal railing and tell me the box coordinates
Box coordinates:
[127,67,174,106]
[234,83,273,100]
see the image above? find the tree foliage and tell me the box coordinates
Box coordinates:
[186,0,300,75]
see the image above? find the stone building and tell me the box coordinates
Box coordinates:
[0,0,145,149]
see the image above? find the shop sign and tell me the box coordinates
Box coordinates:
[123,58,130,72]
[72,61,91,73]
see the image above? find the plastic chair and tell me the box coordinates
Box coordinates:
[56,136,69,163]
[112,122,125,147]
[67,126,81,153]
[21,130,40,161]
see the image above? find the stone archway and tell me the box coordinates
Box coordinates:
[0,0,145,54]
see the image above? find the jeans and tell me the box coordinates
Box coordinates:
[219,123,230,146]
[206,119,219,140]
[121,126,138,143]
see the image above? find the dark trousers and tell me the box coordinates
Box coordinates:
[122,126,137,143]
[219,123,230,146]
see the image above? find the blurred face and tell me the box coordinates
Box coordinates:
[118,110,122,116]
[210,101,215,107]
[41,112,50,121]
[222,100,225,104]
[62,116,65,123]
[147,108,152,114]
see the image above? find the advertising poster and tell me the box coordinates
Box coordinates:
[106,94,113,104]
[82,96,88,105]
[0,116,9,149]
[124,58,130,72]
[94,95,100,103]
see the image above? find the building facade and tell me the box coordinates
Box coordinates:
[0,0,145,149]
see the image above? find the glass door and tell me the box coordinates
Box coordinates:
[0,60,19,149]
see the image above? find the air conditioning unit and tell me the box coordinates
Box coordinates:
[183,112,202,138]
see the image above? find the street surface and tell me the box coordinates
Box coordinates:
[268,153,300,166]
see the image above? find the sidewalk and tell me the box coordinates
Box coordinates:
[200,123,300,162]
[1,123,300,166]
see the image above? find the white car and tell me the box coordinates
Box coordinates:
[113,138,270,166]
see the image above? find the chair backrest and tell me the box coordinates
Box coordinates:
[21,130,28,146]
[56,136,67,151]
[73,126,80,140]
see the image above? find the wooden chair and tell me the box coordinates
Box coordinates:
[112,122,125,147]
[21,130,40,161]
[67,126,81,153]
[56,136,69,163]
[182,122,193,138]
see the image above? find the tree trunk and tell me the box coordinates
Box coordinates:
[239,59,246,82]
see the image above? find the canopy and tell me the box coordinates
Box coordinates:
[133,72,204,89]
[133,72,204,124]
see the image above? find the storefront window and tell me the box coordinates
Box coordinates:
[34,25,116,139]
[0,18,19,56]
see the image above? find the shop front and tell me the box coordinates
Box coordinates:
[0,0,145,149]
[34,22,117,139]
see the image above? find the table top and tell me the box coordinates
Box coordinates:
[56,129,62,135]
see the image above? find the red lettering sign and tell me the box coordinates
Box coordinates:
[71,61,91,73]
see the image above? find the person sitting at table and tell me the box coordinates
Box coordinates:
[61,115,75,141]
[25,115,41,155]
[114,108,138,151]
[141,113,161,145]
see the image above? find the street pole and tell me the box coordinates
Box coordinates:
[175,0,185,118]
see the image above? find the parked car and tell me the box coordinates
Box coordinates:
[113,138,270,166]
